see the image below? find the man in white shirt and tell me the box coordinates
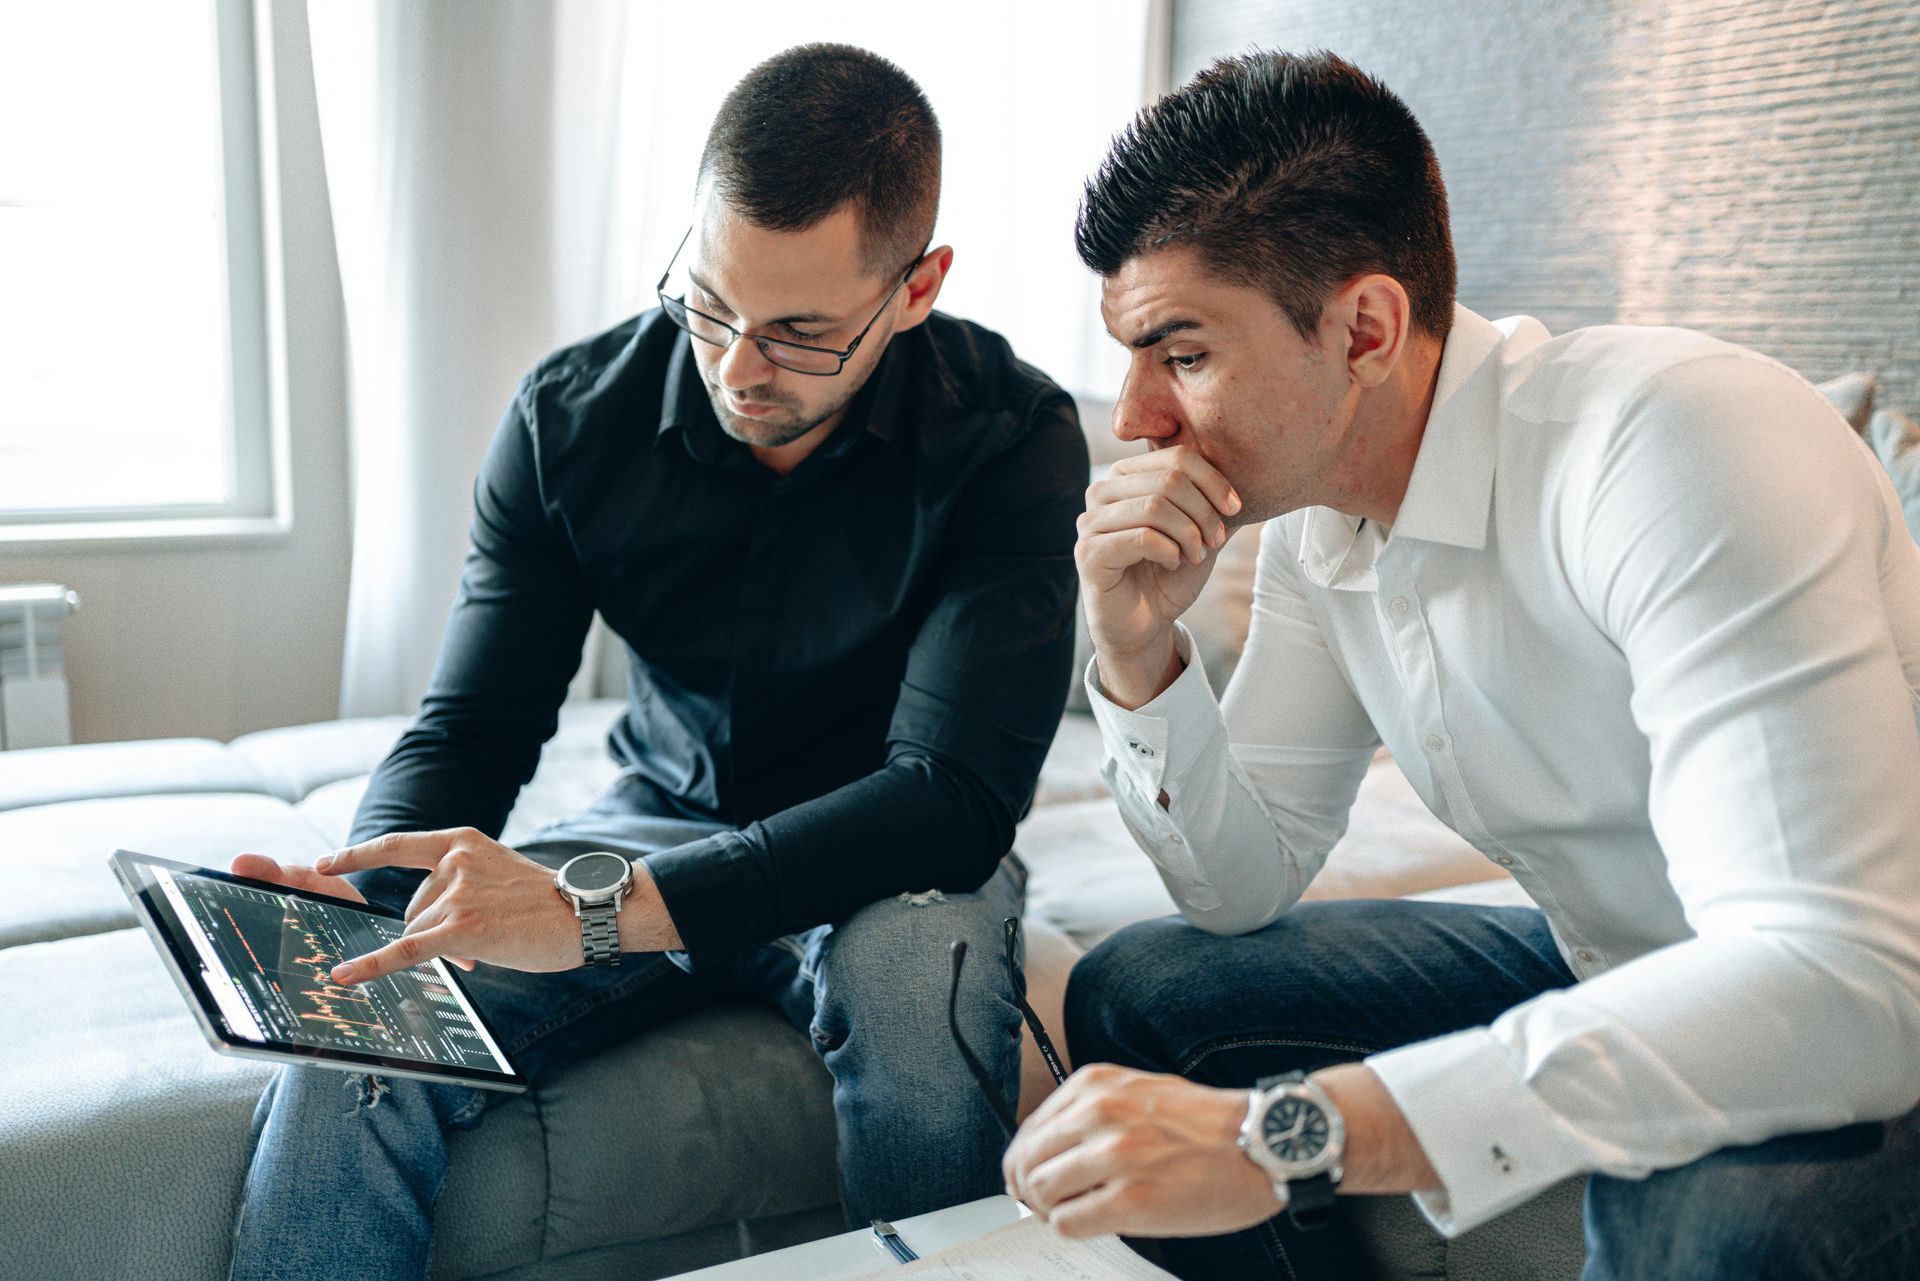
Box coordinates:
[1002,48,1920,1280]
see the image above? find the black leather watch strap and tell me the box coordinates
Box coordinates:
[1254,1072,1339,1230]
[1285,1172,1336,1229]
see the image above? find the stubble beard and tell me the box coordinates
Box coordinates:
[707,379,865,449]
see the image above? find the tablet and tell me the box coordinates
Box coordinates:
[110,849,527,1093]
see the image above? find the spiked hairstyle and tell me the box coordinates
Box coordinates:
[1077,50,1456,340]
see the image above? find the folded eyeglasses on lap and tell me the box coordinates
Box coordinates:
[948,916,1069,1140]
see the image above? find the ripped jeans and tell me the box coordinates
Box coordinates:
[227,782,1026,1281]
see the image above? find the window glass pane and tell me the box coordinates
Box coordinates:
[0,0,232,514]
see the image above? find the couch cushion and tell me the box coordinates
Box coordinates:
[1032,712,1108,809]
[1405,877,1537,910]
[0,927,841,1281]
[1021,753,1509,950]
[230,699,630,807]
[1350,1173,1585,1281]
[295,757,626,851]
[291,775,370,848]
[0,739,273,813]
[0,792,333,949]
[228,715,410,802]
[0,929,284,1281]
[282,702,631,848]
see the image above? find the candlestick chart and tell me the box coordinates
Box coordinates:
[168,872,509,1073]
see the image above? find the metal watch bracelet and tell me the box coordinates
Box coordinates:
[579,903,621,967]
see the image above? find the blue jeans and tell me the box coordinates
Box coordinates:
[1066,900,1920,1281]
[228,780,1026,1281]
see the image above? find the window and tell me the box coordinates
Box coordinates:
[0,0,276,537]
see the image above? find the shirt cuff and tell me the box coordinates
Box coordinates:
[1364,1029,1595,1237]
[641,828,777,961]
[1084,622,1220,801]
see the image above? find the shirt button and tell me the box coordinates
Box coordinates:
[1576,948,1596,963]
[1127,740,1156,758]
[1169,833,1184,845]
[1424,734,1445,753]
[1495,854,1514,867]
[1391,596,1410,615]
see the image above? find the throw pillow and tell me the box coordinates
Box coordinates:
[1867,407,1920,544]
[1815,373,1876,434]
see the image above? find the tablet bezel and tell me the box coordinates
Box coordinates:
[110,848,528,1093]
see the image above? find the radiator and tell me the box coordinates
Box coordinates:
[0,583,79,749]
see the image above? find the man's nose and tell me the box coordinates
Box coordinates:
[716,336,778,389]
[1111,370,1181,446]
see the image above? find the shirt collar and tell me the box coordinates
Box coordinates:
[1387,303,1506,551]
[1296,304,1506,590]
[1298,510,1387,591]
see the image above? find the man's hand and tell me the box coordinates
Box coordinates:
[230,852,370,906]
[309,829,676,985]
[1002,1062,1443,1240]
[1075,446,1241,710]
[1002,1064,1280,1239]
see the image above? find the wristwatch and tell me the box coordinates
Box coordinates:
[1238,1071,1346,1229]
[553,851,634,967]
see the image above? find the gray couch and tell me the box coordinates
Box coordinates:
[1,687,1591,1280]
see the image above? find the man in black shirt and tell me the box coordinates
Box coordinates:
[226,45,1085,1280]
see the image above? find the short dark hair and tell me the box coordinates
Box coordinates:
[699,44,941,277]
[1077,49,1456,341]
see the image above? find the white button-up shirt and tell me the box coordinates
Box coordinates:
[1088,305,1920,1235]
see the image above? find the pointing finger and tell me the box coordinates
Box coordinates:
[332,922,455,986]
[316,830,457,877]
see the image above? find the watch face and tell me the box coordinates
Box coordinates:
[562,852,629,894]
[1262,1095,1331,1166]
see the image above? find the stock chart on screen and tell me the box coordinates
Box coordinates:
[153,867,512,1075]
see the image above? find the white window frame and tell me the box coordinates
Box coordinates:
[0,0,289,546]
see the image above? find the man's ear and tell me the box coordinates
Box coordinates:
[894,245,954,334]
[1340,274,1412,389]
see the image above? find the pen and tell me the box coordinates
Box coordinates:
[871,1218,919,1263]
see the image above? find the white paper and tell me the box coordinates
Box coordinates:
[887,1214,1176,1279]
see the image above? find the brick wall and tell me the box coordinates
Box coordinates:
[1172,0,1920,414]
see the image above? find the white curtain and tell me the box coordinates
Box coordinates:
[313,1,1148,717]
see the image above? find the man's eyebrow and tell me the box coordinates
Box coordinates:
[1118,318,1205,350]
[686,269,837,327]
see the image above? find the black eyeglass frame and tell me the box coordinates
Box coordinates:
[947,916,1069,1142]
[655,226,923,377]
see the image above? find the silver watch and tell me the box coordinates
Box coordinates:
[553,851,634,967]
[1237,1073,1346,1228]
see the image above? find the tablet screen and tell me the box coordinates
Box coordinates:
[145,862,517,1080]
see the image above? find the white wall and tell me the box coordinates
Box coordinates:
[0,1,353,745]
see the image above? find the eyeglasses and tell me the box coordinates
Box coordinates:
[655,226,919,377]
[947,916,1069,1141]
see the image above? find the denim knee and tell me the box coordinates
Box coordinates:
[270,1060,484,1131]
[810,888,1021,1096]
[1583,1120,1905,1281]
[1064,915,1209,1074]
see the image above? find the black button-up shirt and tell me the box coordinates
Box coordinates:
[350,309,1087,956]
